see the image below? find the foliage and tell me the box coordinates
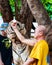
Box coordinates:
[41,0,52,20]
[0,13,2,16]
[9,0,22,15]
[9,0,15,15]
[9,0,52,20]
[17,0,22,10]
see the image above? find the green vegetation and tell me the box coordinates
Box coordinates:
[1,0,52,20]
[17,0,22,10]
[9,0,22,15]
[9,0,15,15]
[0,13,2,16]
[41,0,52,20]
[9,0,52,20]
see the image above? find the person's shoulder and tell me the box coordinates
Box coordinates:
[40,40,49,49]
[0,35,3,41]
[37,40,48,47]
[42,40,48,45]
[0,35,1,36]
[0,35,2,38]
[39,40,47,44]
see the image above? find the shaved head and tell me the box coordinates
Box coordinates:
[34,25,46,39]
[37,25,46,32]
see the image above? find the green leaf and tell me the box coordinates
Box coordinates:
[17,0,22,10]
[9,0,15,14]
[41,0,52,20]
[46,0,52,3]
[0,12,2,16]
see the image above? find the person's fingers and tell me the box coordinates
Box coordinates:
[2,63,4,65]
[0,60,4,65]
[11,22,16,27]
[11,23,17,30]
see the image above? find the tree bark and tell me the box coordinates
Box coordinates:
[0,0,13,22]
[15,0,33,37]
[27,0,51,25]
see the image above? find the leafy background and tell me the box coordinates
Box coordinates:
[9,0,15,15]
[0,0,52,20]
[9,0,22,15]
[41,0,52,20]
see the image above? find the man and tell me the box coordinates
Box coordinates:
[0,23,12,65]
[11,22,49,65]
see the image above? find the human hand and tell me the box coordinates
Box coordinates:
[0,59,4,65]
[11,22,17,30]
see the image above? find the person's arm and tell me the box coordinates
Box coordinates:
[0,59,4,65]
[23,58,37,65]
[11,23,37,46]
[0,53,4,65]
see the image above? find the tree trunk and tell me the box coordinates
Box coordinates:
[27,0,51,25]
[0,0,13,22]
[45,24,52,65]
[15,0,33,37]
